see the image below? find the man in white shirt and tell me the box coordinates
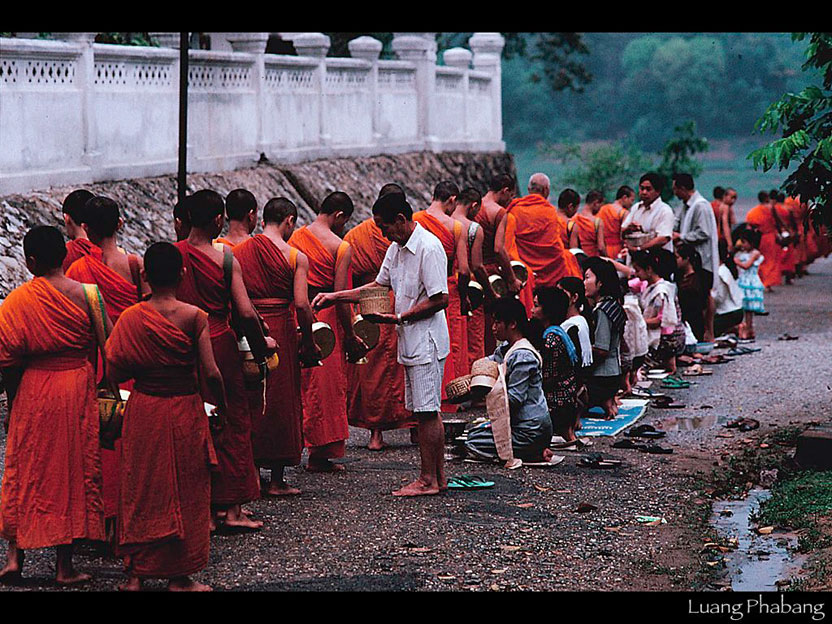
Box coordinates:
[312,192,450,497]
[672,173,720,341]
[621,173,676,253]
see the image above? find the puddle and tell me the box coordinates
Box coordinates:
[658,413,721,431]
[710,487,805,591]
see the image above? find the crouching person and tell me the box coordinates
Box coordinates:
[465,298,555,464]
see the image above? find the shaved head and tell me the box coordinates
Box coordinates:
[528,173,550,198]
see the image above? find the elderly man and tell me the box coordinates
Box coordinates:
[672,173,720,342]
[312,192,450,497]
[506,173,574,287]
[621,173,675,253]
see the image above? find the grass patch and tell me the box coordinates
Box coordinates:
[758,471,832,553]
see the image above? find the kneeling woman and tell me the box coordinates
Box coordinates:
[465,298,553,463]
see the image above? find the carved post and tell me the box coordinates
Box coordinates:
[443,47,472,144]
[58,33,100,170]
[469,32,505,145]
[293,33,331,150]
[349,35,383,146]
[228,33,268,157]
[392,33,437,150]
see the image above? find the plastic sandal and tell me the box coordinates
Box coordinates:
[447,475,496,489]
[640,444,674,454]
[612,439,647,450]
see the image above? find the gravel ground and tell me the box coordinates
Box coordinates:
[1,256,830,592]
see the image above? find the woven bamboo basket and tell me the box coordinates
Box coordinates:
[445,374,472,403]
[312,321,336,360]
[467,279,483,311]
[489,274,508,298]
[352,314,380,350]
[359,286,393,315]
[511,260,529,286]
[470,357,499,390]
[623,231,654,249]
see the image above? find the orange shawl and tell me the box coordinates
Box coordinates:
[63,238,101,273]
[66,254,139,324]
[507,194,573,287]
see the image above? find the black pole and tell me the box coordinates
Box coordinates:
[177,32,189,204]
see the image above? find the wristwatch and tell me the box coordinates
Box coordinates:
[397,313,403,325]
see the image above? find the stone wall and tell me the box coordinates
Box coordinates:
[0,150,515,298]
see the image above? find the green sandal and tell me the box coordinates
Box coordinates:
[447,475,496,489]
[661,376,690,389]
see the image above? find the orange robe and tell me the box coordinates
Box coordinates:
[0,278,104,548]
[63,238,101,273]
[775,203,797,275]
[413,211,467,404]
[233,234,304,466]
[106,303,215,579]
[553,213,584,279]
[599,203,626,259]
[473,207,504,358]
[287,227,350,460]
[571,213,602,257]
[214,237,235,248]
[344,219,414,431]
[745,204,782,289]
[66,254,140,519]
[174,241,260,506]
[507,194,574,288]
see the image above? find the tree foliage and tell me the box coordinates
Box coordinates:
[545,141,653,198]
[655,121,709,200]
[749,33,832,235]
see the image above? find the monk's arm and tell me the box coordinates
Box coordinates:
[1,367,22,430]
[494,213,522,293]
[472,228,496,299]
[334,246,359,342]
[293,253,317,352]
[137,256,150,300]
[229,258,270,361]
[569,224,579,249]
[721,207,733,250]
[455,229,470,316]
[597,222,607,258]
[195,311,227,416]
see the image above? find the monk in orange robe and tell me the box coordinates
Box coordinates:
[598,185,634,259]
[66,196,147,524]
[554,188,585,279]
[413,181,471,406]
[508,174,577,289]
[215,188,258,248]
[234,198,319,493]
[0,225,105,586]
[344,185,416,450]
[289,192,366,472]
[745,191,782,291]
[774,193,798,283]
[107,242,225,592]
[60,189,101,272]
[175,190,273,532]
[570,190,607,257]
[475,174,524,353]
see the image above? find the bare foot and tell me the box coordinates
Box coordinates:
[392,479,440,497]
[306,460,346,473]
[119,576,142,592]
[0,565,22,586]
[169,576,212,592]
[56,570,92,586]
[264,482,301,497]
[224,514,263,531]
[368,430,386,451]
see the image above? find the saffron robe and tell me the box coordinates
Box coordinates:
[506,194,574,288]
[233,234,304,466]
[570,213,602,257]
[63,238,101,273]
[774,203,797,275]
[174,241,260,506]
[413,211,467,404]
[287,227,350,459]
[599,203,626,259]
[553,213,584,279]
[745,204,782,289]
[0,278,105,548]
[106,303,214,578]
[344,219,414,431]
[66,254,140,519]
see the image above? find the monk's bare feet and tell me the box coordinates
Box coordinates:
[392,479,440,497]
[169,576,212,592]
[56,570,91,586]
[264,481,301,496]
[368,430,386,451]
[119,576,142,592]
[306,460,345,473]
[224,506,263,531]
[0,545,23,585]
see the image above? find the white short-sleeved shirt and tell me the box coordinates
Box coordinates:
[376,223,451,366]
[621,198,675,252]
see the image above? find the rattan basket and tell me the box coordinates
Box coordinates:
[511,260,529,286]
[470,357,499,390]
[445,374,472,402]
[359,286,393,315]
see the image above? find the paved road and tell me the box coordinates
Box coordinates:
[1,256,830,591]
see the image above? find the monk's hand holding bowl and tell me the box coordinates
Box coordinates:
[300,341,323,366]
[507,276,523,295]
[209,406,225,433]
[345,334,369,362]
[265,336,278,352]
[363,312,398,325]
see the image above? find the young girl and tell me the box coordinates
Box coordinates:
[556,277,593,371]
[464,298,554,463]
[582,257,626,419]
[733,227,766,339]
[713,239,744,338]
[674,242,706,342]
[631,249,686,376]
[533,287,579,444]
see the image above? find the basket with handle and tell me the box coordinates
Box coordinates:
[445,374,472,403]
[83,284,125,451]
[359,286,393,316]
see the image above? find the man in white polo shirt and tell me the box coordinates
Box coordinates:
[621,172,675,253]
[312,192,450,497]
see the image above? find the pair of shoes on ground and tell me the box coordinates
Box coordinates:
[612,438,674,454]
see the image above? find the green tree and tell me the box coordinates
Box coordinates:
[655,121,709,201]
[749,33,832,235]
[547,141,652,198]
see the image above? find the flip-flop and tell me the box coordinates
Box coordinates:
[661,378,690,389]
[524,455,565,467]
[778,333,799,341]
[612,439,648,450]
[625,425,667,438]
[447,475,495,489]
[738,418,760,432]
[579,455,622,469]
[652,401,686,409]
[640,444,674,454]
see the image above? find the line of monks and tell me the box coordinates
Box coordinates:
[1,172,827,591]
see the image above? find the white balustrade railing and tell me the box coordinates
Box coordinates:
[0,33,504,195]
